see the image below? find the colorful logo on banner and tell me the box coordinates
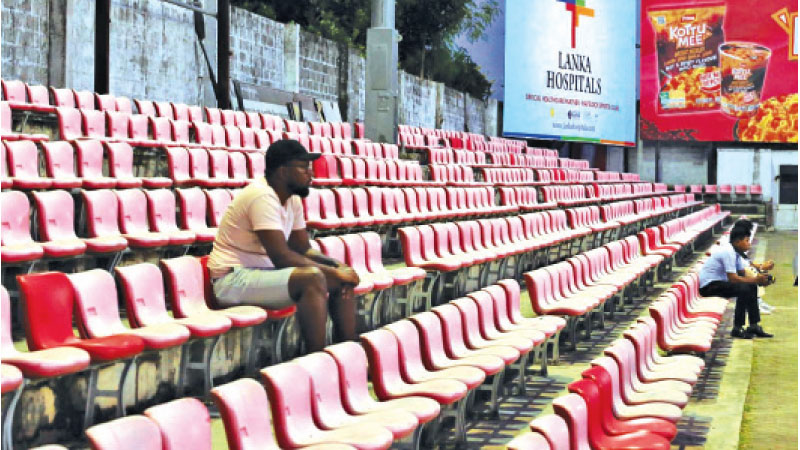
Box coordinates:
[503,0,636,145]
[556,0,595,48]
[640,0,798,143]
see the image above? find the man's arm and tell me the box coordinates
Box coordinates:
[729,270,769,285]
[287,229,346,268]
[258,229,359,287]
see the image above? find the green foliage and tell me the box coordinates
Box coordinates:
[231,0,498,99]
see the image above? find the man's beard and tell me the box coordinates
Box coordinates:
[291,184,311,198]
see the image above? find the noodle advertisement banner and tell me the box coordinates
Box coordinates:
[503,0,637,146]
[641,0,798,142]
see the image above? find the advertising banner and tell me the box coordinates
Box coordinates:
[640,0,798,142]
[503,0,637,146]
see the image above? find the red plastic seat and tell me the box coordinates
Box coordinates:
[568,376,677,441]
[144,189,197,245]
[1,286,91,378]
[552,393,670,450]
[4,141,53,189]
[68,269,190,350]
[304,188,344,229]
[16,270,145,418]
[40,141,83,188]
[339,234,393,290]
[295,352,420,439]
[82,109,108,140]
[261,361,395,449]
[208,149,238,186]
[144,398,213,450]
[188,148,227,187]
[95,94,118,112]
[604,339,692,404]
[0,191,44,263]
[363,232,425,284]
[86,415,163,450]
[78,190,126,251]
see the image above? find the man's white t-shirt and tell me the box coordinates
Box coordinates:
[207,178,305,279]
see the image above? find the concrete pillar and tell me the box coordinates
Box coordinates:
[365,0,399,143]
[48,0,68,87]
[284,22,300,93]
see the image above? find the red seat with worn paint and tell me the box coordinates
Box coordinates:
[73,140,120,188]
[17,272,145,361]
[1,286,91,378]
[4,140,53,189]
[175,187,218,242]
[114,189,171,247]
[144,189,197,245]
[106,141,172,188]
[41,141,83,188]
[205,188,233,227]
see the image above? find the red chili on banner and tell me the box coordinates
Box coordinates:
[640,0,798,142]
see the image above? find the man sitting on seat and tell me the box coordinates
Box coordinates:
[207,139,359,352]
[698,222,774,339]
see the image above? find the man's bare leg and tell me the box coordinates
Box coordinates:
[288,267,329,353]
[327,284,357,343]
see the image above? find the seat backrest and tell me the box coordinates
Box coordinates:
[176,187,210,230]
[294,352,355,429]
[359,328,406,401]
[506,431,551,450]
[5,140,41,178]
[68,269,127,338]
[105,142,137,178]
[1,286,19,356]
[41,141,78,178]
[115,263,173,328]
[159,256,211,317]
[74,90,96,110]
[33,190,80,241]
[82,189,122,238]
[1,190,35,246]
[145,189,181,232]
[205,188,233,227]
[86,415,163,450]
[17,272,79,350]
[324,341,381,415]
[115,189,151,234]
[529,414,571,450]
[144,398,213,450]
[551,393,591,450]
[74,140,108,178]
[210,378,279,450]
[259,362,320,448]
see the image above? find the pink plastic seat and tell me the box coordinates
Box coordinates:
[106,142,171,188]
[115,189,171,248]
[144,189,197,245]
[339,234,393,289]
[506,432,552,450]
[41,141,83,188]
[72,140,119,188]
[144,398,213,450]
[68,269,191,350]
[36,190,127,255]
[175,187,217,242]
[4,141,53,189]
[205,188,233,227]
[294,352,420,439]
[160,256,267,327]
[188,148,227,187]
[86,415,162,450]
[261,361,395,449]
[0,191,45,263]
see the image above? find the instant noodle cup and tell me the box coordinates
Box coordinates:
[647,3,726,114]
[719,42,771,118]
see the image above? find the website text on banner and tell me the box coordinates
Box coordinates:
[503,0,637,146]
[641,0,798,143]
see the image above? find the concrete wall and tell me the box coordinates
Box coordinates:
[632,142,709,184]
[1,0,51,85]
[230,7,284,93]
[1,1,498,130]
[398,72,437,128]
[298,30,339,102]
[440,86,465,131]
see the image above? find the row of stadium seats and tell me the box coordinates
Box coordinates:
[677,184,764,202]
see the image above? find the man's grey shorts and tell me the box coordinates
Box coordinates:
[213,266,296,309]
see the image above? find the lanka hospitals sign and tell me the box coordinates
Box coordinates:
[503,0,637,146]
